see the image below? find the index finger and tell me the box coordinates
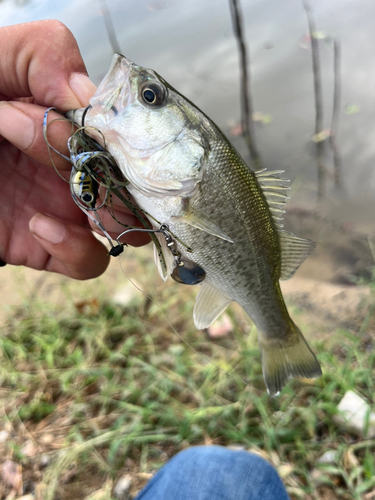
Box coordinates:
[0,20,95,110]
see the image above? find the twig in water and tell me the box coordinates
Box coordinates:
[302,0,328,199]
[99,0,122,55]
[330,38,344,192]
[229,0,262,170]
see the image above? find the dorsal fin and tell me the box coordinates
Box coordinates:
[255,169,291,228]
[278,230,316,280]
[255,170,316,279]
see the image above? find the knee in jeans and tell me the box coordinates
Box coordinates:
[172,445,277,479]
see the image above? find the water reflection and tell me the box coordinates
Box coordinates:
[1,0,374,219]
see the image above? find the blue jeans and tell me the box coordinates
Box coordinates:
[135,445,290,500]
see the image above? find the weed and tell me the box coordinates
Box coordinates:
[0,250,374,499]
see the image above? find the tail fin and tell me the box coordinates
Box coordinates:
[259,323,322,396]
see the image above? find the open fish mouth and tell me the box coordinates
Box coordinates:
[66,53,134,128]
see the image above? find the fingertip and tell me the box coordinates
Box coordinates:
[0,101,35,150]
[69,73,97,107]
[1,101,73,169]
[29,213,110,279]
[29,213,67,244]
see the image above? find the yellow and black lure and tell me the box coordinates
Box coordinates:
[70,168,98,209]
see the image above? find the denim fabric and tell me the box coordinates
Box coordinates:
[134,445,290,500]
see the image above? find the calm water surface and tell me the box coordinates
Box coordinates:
[1,0,375,222]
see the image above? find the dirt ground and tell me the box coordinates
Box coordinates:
[0,204,374,500]
[1,203,373,330]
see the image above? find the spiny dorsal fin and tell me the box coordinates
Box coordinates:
[255,169,291,229]
[194,281,232,329]
[278,230,316,280]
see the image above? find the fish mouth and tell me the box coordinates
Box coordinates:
[66,54,165,128]
[99,53,134,92]
[90,53,134,115]
[66,53,135,126]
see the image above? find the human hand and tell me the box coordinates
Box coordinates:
[0,20,149,280]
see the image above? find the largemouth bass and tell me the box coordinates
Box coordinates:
[69,54,322,395]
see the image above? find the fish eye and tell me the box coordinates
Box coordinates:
[140,82,166,107]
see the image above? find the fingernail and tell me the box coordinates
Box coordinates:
[0,102,35,150]
[29,214,67,245]
[69,73,97,107]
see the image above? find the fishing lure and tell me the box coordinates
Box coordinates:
[70,168,98,209]
[111,224,206,285]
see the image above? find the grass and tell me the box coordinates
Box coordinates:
[0,250,375,500]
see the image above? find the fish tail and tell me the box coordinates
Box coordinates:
[259,322,322,396]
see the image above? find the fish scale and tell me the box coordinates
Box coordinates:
[68,53,322,395]
[170,138,285,323]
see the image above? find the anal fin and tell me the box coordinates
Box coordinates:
[194,281,232,329]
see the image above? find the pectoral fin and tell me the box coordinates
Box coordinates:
[279,230,316,280]
[173,210,234,243]
[193,281,232,329]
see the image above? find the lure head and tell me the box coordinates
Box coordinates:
[70,168,98,209]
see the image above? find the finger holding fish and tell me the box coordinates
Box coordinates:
[0,101,73,170]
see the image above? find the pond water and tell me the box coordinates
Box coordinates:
[1,0,375,222]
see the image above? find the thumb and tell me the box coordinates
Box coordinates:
[29,213,110,279]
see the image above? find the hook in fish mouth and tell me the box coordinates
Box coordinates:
[81,105,92,127]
